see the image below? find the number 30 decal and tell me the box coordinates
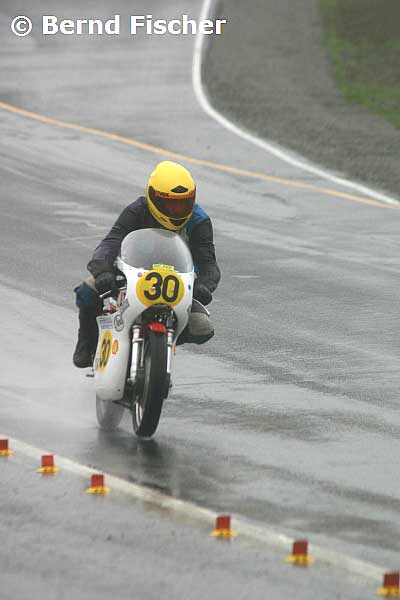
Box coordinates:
[99,330,112,372]
[136,270,184,307]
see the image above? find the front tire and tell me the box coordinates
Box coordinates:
[96,396,125,431]
[132,330,168,438]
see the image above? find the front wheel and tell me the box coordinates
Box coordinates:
[132,329,168,438]
[96,396,125,431]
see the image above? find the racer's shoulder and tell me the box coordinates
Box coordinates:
[185,203,211,237]
[115,196,149,226]
[122,196,148,214]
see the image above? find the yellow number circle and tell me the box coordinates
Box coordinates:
[136,270,185,308]
[99,330,112,372]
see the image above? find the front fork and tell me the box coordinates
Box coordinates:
[129,325,174,397]
[129,325,143,384]
[166,328,174,376]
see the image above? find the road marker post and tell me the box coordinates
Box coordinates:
[210,515,237,539]
[86,473,111,495]
[0,439,14,456]
[377,573,400,597]
[286,540,315,566]
[37,455,60,475]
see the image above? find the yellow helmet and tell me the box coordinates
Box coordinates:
[147,161,196,231]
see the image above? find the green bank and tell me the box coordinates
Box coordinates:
[320,0,400,128]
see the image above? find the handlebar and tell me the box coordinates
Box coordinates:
[99,285,127,300]
[99,290,114,300]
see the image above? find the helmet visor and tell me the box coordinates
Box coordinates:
[149,186,195,219]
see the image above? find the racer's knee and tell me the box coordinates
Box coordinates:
[74,278,102,312]
[189,312,214,340]
[177,311,214,345]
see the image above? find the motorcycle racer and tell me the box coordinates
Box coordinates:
[73,161,221,368]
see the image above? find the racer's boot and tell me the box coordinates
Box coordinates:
[73,308,99,368]
[176,301,214,346]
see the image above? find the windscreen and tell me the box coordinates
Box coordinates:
[120,228,193,273]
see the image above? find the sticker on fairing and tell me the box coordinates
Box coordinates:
[136,269,184,308]
[114,314,124,332]
[98,315,114,330]
[120,298,130,315]
[99,330,112,371]
[152,263,175,271]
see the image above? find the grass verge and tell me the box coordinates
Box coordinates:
[320,0,400,128]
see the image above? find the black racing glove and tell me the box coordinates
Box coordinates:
[193,281,212,306]
[95,272,118,296]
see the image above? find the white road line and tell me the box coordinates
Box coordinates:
[192,0,399,206]
[232,275,261,279]
[4,434,386,583]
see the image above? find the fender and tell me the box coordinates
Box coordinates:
[148,323,167,333]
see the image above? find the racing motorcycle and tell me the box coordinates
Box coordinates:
[94,228,194,438]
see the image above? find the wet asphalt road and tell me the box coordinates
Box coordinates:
[0,447,373,600]
[0,288,378,599]
[1,0,400,597]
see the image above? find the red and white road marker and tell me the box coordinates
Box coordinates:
[210,514,237,539]
[286,539,315,566]
[86,473,111,495]
[37,454,60,475]
[377,572,400,597]
[0,439,14,457]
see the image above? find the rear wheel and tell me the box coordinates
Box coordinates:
[132,330,168,438]
[96,396,125,431]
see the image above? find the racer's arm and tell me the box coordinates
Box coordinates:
[189,219,221,293]
[87,203,141,277]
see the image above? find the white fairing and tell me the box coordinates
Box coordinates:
[94,229,194,402]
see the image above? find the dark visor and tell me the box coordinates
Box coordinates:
[149,186,195,219]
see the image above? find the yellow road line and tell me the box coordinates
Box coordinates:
[0,100,396,209]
